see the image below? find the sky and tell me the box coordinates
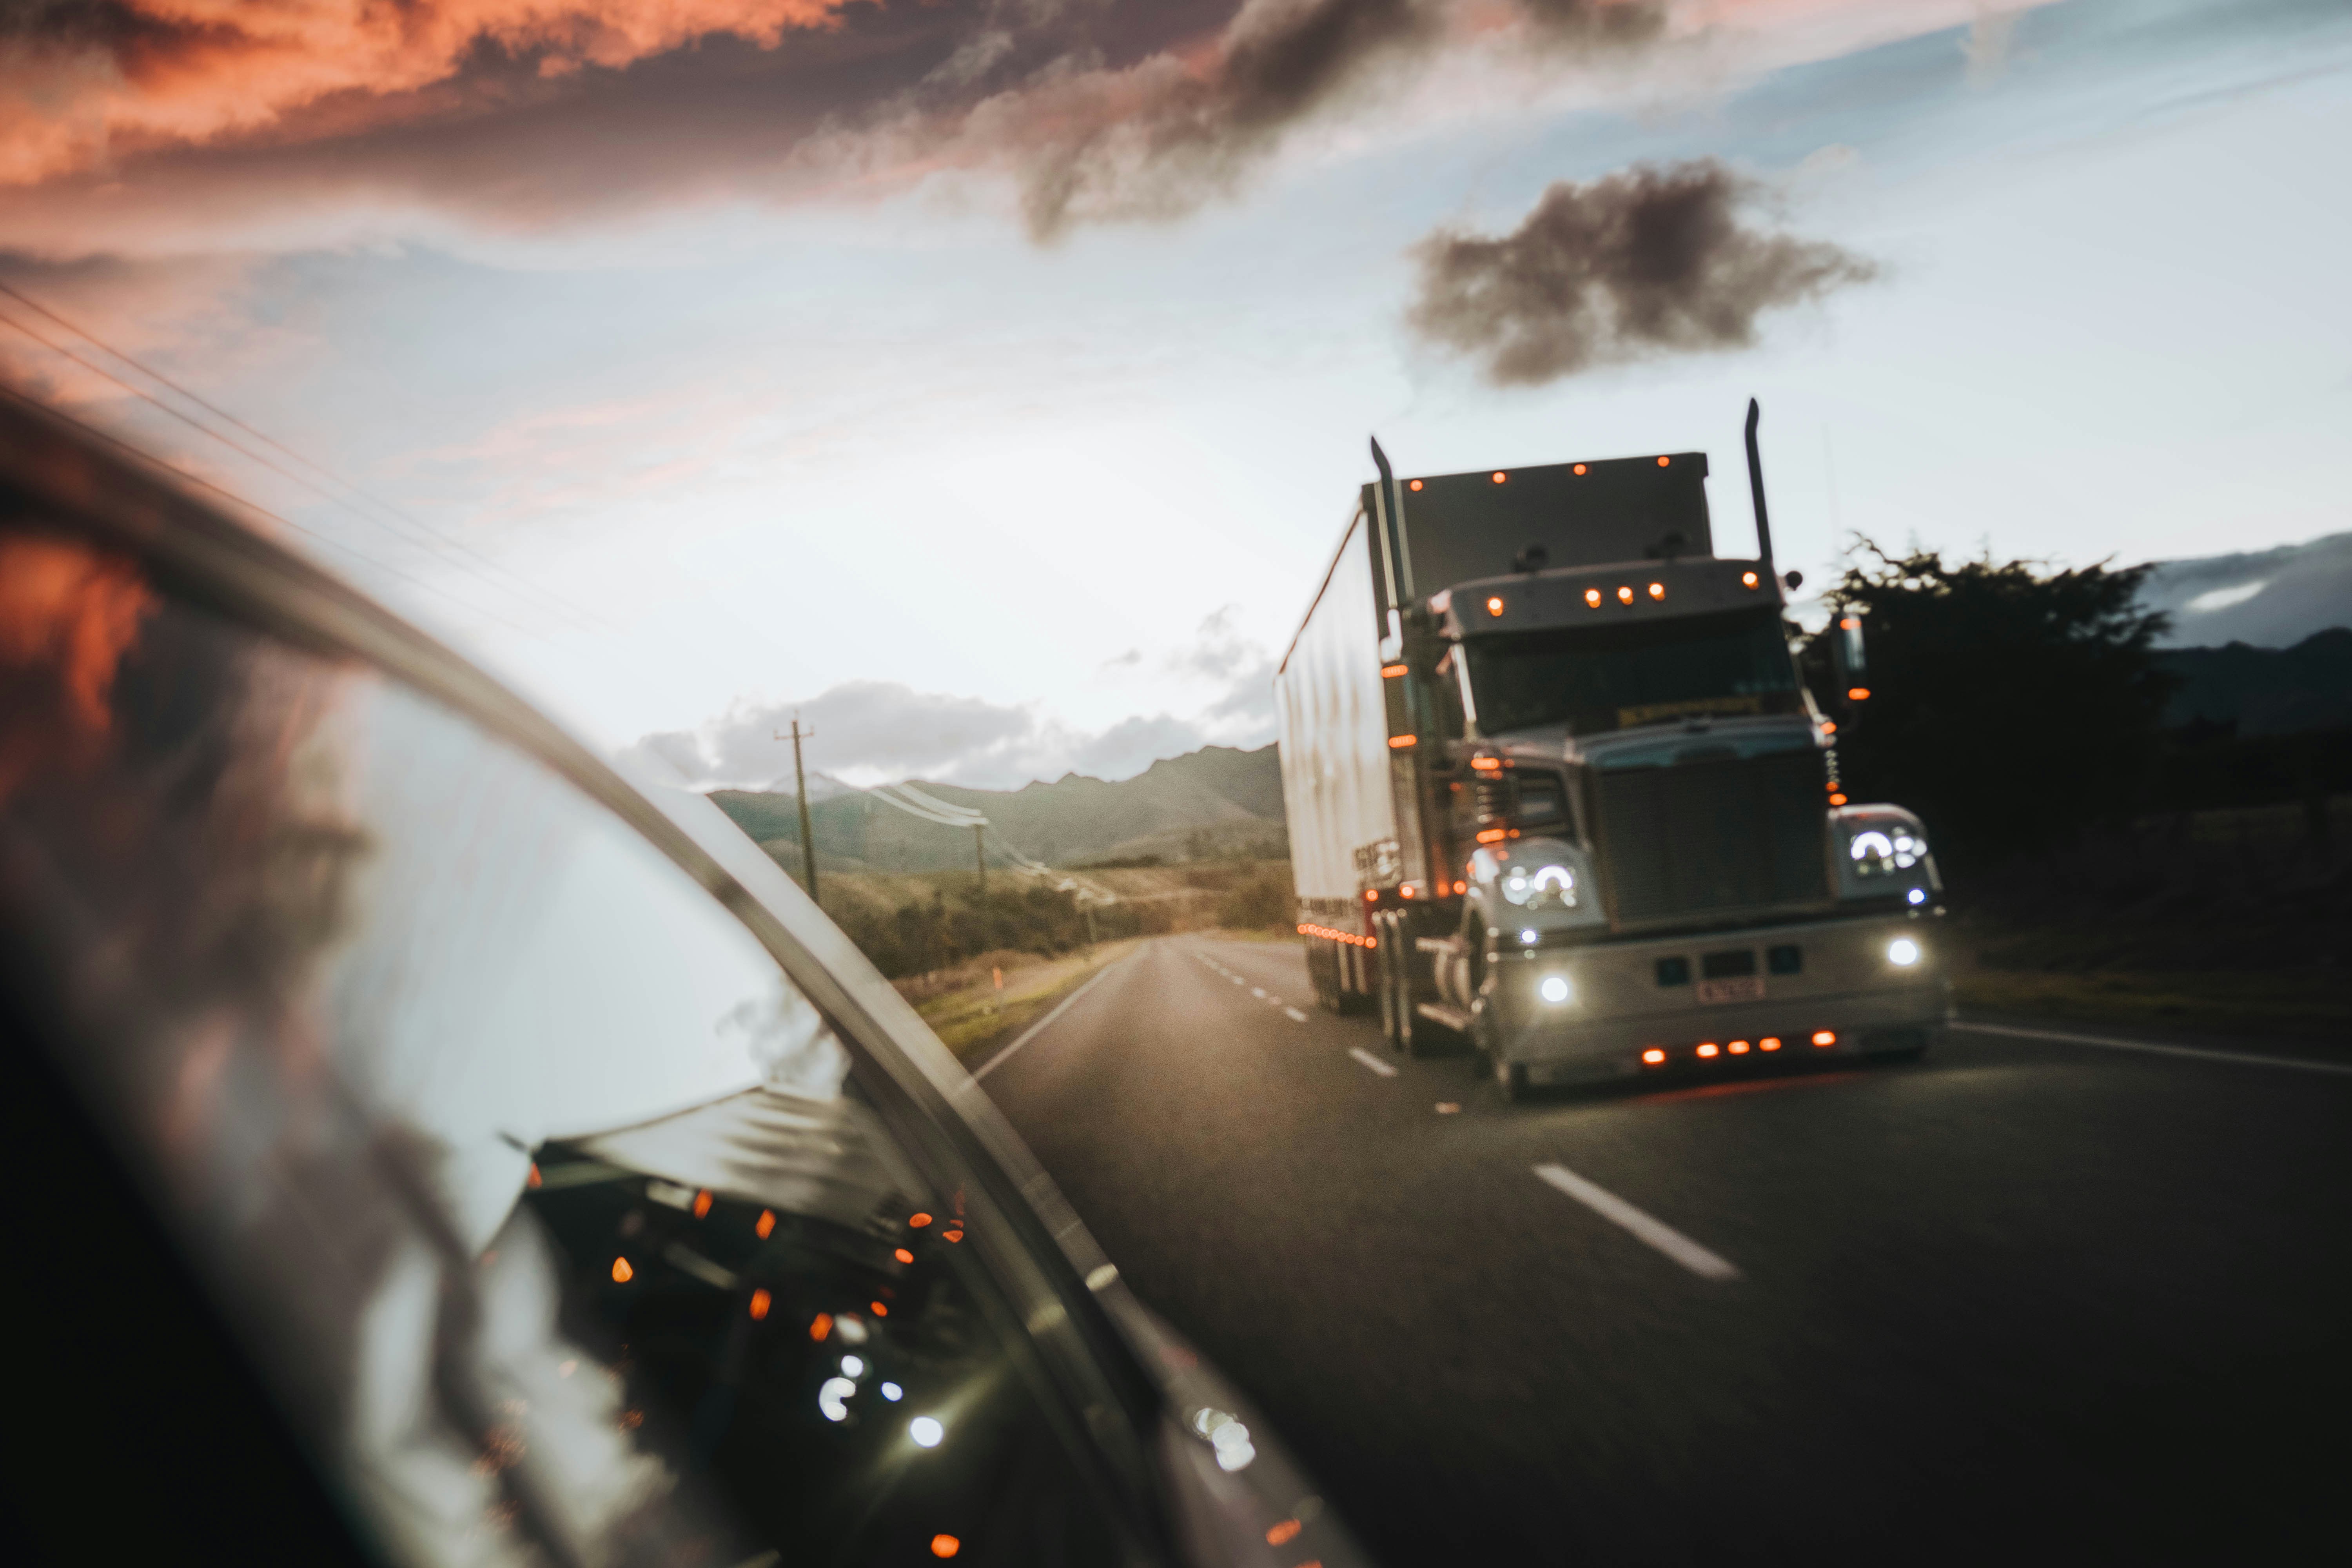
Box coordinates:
[3,0,2347,792]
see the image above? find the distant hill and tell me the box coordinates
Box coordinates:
[2138,530,2352,649]
[2156,629,2352,735]
[712,743,1287,875]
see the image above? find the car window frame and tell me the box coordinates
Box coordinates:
[0,390,1176,1561]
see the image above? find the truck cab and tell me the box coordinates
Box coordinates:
[1275,413,1951,1098]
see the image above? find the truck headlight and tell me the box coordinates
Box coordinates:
[1539,975,1571,1004]
[1887,937,1921,967]
[1501,863,1576,908]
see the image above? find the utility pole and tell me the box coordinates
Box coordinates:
[973,823,987,893]
[775,718,818,905]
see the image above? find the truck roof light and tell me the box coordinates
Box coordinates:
[1573,464,1588,475]
[1648,582,1664,599]
[1656,456,1670,467]
[1409,479,1424,490]
[1616,586,1633,604]
[1585,588,1602,608]
[1388,734,1416,749]
[1381,663,1407,678]
[1742,571,1759,588]
[1486,596,1504,616]
[1492,471,1507,483]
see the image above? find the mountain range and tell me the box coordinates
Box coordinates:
[711,744,1287,876]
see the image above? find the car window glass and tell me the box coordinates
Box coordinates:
[0,525,1122,1566]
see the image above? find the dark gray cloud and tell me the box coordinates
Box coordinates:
[1405,159,1878,385]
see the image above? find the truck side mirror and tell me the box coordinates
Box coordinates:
[1830,614,1869,703]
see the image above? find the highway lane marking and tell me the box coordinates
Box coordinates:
[1348,1047,1399,1078]
[1251,987,1267,998]
[1954,1022,2352,1079]
[1285,1007,1309,1023]
[1532,1163,1741,1282]
[972,959,1127,1082]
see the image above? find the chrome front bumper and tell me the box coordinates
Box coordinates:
[1479,909,1951,1083]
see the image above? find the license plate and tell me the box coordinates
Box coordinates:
[1696,976,1765,1005]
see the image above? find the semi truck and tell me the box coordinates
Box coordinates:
[1273,402,1951,1099]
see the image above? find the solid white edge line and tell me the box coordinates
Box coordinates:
[1532,1162,1741,1281]
[973,956,1127,1082]
[1347,1046,1399,1078]
[1952,1022,2352,1078]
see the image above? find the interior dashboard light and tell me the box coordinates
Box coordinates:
[1616,585,1634,604]
[1585,588,1603,608]
[1486,595,1506,616]
[1887,937,1922,966]
[1648,582,1665,599]
[1742,570,1760,588]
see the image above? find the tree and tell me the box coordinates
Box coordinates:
[1803,544,2176,872]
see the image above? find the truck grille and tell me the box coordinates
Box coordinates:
[1593,749,1830,926]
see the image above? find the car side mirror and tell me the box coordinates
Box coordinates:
[1830,613,1869,704]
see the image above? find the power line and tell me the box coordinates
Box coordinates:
[0,281,613,635]
[0,377,546,639]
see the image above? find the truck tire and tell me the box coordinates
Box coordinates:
[1494,1054,1528,1102]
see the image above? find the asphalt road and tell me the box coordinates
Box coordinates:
[974,936,2352,1565]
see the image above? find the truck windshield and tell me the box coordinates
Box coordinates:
[1463,605,1800,736]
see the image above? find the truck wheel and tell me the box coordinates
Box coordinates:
[1494,1056,1528,1102]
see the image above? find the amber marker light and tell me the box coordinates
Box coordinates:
[1641,1048,1667,1066]
[931,1535,962,1558]
[750,1289,771,1320]
[693,1189,713,1218]
[1657,455,1671,467]
[526,1163,541,1189]
[943,1228,964,1243]
[1453,880,1467,895]
[1728,1040,1751,1054]
[1364,889,1377,901]
[1696,1043,1720,1059]
[1267,1521,1304,1546]
[1572,463,1588,475]
[1476,828,1507,844]
[895,1248,915,1264]
[612,1257,634,1283]
[1848,687,1871,701]
[1648,582,1665,600]
[1388,734,1417,749]
[1486,595,1505,616]
[909,1212,933,1227]
[1585,588,1602,608]
[871,1301,889,1317]
[1812,1030,1837,1047]
[1617,585,1634,604]
[1742,571,1759,588]
[1381,662,1408,678]
[1492,470,1507,483]
[1408,479,1424,491]
[757,1209,776,1238]
[1829,793,1849,806]
[1821,720,1838,736]
[1471,755,1502,770]
[1760,1036,1782,1051]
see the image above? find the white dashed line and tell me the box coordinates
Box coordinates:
[1532,1163,1740,1281]
[1348,1047,1399,1078]
[1284,1007,1309,1023]
[1250,987,1267,998]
